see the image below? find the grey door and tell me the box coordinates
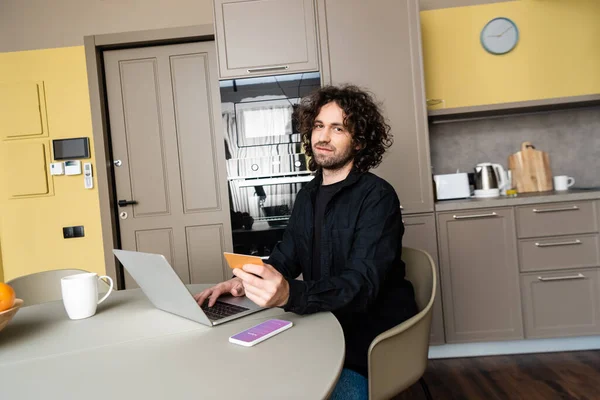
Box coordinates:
[104,42,232,288]
[437,207,523,343]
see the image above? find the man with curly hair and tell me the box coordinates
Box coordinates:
[196,85,417,399]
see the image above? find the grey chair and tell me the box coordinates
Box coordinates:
[368,247,436,400]
[7,269,111,307]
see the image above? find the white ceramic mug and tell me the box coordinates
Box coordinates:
[61,273,114,320]
[553,175,575,191]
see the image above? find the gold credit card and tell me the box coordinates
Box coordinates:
[223,252,264,269]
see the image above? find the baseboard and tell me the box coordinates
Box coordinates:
[428,335,600,359]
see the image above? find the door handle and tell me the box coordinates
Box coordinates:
[453,212,498,220]
[532,205,579,213]
[118,199,138,207]
[247,65,289,73]
[537,273,585,282]
[535,240,582,247]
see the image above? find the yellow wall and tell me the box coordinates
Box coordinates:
[0,243,4,282]
[0,46,105,282]
[421,0,600,109]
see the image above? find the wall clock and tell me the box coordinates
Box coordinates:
[481,17,519,55]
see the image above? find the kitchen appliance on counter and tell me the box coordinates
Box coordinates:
[434,173,471,200]
[508,141,553,193]
[473,162,507,198]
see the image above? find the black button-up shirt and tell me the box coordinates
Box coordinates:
[268,168,417,376]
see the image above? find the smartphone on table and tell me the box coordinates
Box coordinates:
[229,319,293,347]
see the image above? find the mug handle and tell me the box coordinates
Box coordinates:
[97,275,114,305]
[567,177,575,187]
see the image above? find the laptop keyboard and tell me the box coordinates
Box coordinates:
[201,301,249,321]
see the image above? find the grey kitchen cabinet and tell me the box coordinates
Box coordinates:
[213,0,319,79]
[316,0,434,214]
[518,233,600,273]
[521,268,600,339]
[515,200,598,239]
[515,200,600,274]
[517,199,600,338]
[403,213,445,345]
[437,207,524,343]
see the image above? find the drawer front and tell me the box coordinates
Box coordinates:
[521,268,600,339]
[516,201,598,238]
[518,233,600,272]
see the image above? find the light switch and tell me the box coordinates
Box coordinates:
[73,226,85,238]
[63,225,84,239]
[63,227,74,239]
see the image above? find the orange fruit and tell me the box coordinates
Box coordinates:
[0,282,16,312]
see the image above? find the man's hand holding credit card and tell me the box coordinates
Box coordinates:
[223,252,264,270]
[194,251,290,309]
[192,250,262,307]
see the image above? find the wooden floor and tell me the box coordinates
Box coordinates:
[394,351,600,400]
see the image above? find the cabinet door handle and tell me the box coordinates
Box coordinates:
[404,222,426,226]
[535,239,582,247]
[247,65,289,73]
[537,273,585,282]
[532,205,579,213]
[453,212,498,220]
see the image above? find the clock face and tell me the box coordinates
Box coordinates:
[481,17,519,55]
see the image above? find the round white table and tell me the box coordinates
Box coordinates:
[0,285,345,399]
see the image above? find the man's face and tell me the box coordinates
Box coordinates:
[311,102,356,171]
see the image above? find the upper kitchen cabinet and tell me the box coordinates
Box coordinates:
[421,1,600,112]
[213,0,319,79]
[317,0,434,214]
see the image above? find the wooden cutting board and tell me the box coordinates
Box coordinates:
[508,142,553,193]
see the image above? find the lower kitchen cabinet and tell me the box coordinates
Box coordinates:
[437,208,524,343]
[521,268,600,339]
[517,233,600,273]
[403,213,445,345]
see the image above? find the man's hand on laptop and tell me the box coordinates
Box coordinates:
[193,278,245,308]
[232,263,289,308]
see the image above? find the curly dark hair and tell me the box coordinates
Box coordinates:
[293,85,392,173]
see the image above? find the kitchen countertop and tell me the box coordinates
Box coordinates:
[435,189,600,212]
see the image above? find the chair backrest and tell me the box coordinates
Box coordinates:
[368,247,437,400]
[7,269,110,307]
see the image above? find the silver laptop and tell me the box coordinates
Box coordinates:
[113,249,264,326]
